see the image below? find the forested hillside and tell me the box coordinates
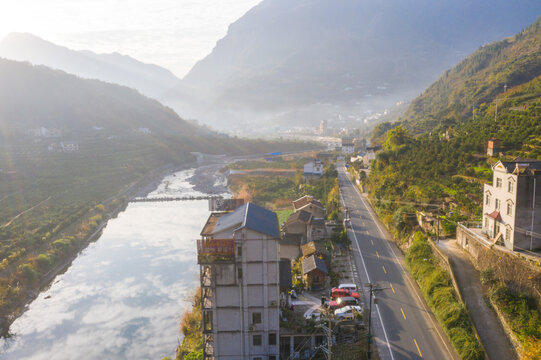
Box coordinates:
[368,16,541,233]
[401,16,541,134]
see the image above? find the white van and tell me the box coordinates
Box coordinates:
[338,283,357,292]
[334,305,362,319]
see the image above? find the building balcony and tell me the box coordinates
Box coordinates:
[197,239,235,264]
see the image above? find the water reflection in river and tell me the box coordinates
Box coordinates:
[0,169,215,360]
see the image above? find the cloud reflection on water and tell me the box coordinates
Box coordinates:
[0,170,210,360]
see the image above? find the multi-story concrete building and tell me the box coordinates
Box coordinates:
[198,202,280,360]
[482,159,541,251]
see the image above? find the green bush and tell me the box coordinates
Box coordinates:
[406,232,484,360]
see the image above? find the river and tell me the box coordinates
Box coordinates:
[0,168,220,360]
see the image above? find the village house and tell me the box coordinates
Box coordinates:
[197,202,280,359]
[303,159,324,177]
[283,210,312,243]
[279,233,303,261]
[292,196,326,219]
[309,218,328,242]
[482,159,541,251]
[301,241,326,258]
[302,255,328,289]
[487,138,503,157]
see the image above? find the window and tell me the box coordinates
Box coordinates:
[507,203,512,216]
[269,333,277,345]
[495,199,500,210]
[485,194,490,205]
[253,335,262,346]
[506,228,511,241]
[237,268,243,279]
[237,246,242,257]
[270,356,277,360]
[508,181,514,193]
[496,178,502,188]
[252,312,262,324]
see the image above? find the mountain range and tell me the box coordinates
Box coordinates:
[0,58,197,142]
[163,0,541,129]
[0,32,181,99]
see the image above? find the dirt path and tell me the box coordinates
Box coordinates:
[1,196,51,228]
[437,240,517,360]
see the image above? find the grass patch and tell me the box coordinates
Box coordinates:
[405,232,484,360]
[276,209,294,227]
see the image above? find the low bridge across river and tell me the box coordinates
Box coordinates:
[130,195,223,203]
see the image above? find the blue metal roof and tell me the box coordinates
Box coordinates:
[213,202,279,238]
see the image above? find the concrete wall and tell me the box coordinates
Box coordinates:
[279,244,300,260]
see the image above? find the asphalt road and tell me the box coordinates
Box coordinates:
[337,165,458,360]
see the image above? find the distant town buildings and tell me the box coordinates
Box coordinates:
[25,127,63,138]
[134,127,151,134]
[198,202,280,359]
[319,120,327,135]
[482,159,541,251]
[60,141,79,153]
[341,137,355,154]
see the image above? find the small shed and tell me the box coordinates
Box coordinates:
[302,255,328,289]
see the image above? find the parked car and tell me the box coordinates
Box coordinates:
[338,283,358,292]
[334,305,363,319]
[331,287,360,300]
[328,296,358,310]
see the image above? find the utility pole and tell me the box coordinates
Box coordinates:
[531,176,536,251]
[365,283,387,360]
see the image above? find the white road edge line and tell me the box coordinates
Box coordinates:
[339,181,395,360]
[344,168,454,359]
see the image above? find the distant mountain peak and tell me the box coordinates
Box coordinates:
[0,32,180,99]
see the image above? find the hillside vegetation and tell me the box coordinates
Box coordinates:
[366,16,541,358]
[401,16,541,134]
[368,17,541,236]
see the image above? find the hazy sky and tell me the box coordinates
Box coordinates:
[0,0,262,77]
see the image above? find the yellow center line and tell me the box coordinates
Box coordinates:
[414,338,423,358]
[382,265,387,274]
[376,251,380,259]
[401,307,407,320]
[390,283,395,294]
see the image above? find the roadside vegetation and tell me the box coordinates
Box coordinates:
[480,269,541,358]
[405,232,484,360]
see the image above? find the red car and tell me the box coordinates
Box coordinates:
[331,287,360,300]
[328,296,358,310]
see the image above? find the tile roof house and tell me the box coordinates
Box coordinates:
[301,241,326,258]
[302,255,328,289]
[292,195,326,219]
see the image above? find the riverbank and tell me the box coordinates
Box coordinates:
[0,161,197,337]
